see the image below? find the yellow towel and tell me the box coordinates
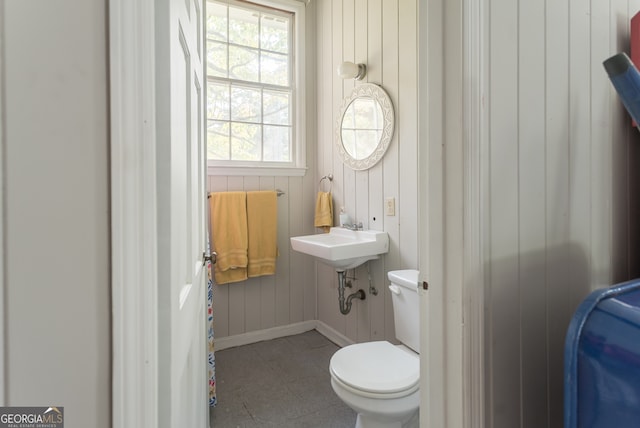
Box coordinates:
[247,191,278,277]
[314,191,333,233]
[210,191,248,284]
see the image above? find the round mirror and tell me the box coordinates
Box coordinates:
[336,83,394,170]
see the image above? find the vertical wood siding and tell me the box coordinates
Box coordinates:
[316,0,419,344]
[208,1,319,339]
[208,175,317,338]
[485,0,640,426]
[209,0,419,345]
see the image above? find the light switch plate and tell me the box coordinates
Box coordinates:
[385,197,395,216]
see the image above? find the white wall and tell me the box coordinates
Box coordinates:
[208,1,319,338]
[484,0,640,426]
[315,0,419,343]
[208,174,318,336]
[1,1,111,426]
[210,0,419,345]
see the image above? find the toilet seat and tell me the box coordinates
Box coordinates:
[330,341,419,399]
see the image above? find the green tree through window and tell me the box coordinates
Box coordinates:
[206,0,294,164]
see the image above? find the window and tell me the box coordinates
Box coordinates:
[205,0,306,176]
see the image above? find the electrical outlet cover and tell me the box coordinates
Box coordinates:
[385,197,395,216]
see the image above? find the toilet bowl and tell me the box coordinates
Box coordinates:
[329,269,421,428]
[330,341,420,428]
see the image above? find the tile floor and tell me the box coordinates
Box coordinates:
[209,330,357,427]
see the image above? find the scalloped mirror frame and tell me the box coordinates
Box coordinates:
[335,83,395,170]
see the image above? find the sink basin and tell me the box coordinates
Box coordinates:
[290,227,389,270]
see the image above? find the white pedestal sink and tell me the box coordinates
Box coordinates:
[290,227,389,271]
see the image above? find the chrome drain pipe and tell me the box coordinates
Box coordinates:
[337,270,365,315]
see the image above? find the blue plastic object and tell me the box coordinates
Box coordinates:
[564,279,640,428]
[603,53,640,125]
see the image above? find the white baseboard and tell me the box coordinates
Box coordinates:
[215,320,355,351]
[215,321,316,350]
[314,321,354,348]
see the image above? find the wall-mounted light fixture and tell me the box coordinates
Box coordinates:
[337,61,367,80]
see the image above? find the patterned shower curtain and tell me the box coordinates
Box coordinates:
[207,259,217,407]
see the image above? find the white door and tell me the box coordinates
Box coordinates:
[156,0,208,426]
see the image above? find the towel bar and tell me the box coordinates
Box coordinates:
[207,190,285,198]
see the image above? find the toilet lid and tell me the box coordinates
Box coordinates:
[330,341,419,394]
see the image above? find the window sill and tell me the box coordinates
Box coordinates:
[207,165,308,177]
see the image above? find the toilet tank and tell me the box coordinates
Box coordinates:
[388,269,420,353]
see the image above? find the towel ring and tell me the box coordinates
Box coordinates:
[319,174,333,193]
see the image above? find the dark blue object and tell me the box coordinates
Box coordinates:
[603,53,640,125]
[564,279,640,428]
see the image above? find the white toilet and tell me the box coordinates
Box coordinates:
[329,269,421,428]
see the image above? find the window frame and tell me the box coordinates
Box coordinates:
[206,0,307,177]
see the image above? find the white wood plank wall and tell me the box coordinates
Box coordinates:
[315,0,419,343]
[485,0,640,426]
[207,175,317,337]
[209,0,419,344]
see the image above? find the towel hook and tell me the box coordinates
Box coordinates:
[319,174,333,193]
